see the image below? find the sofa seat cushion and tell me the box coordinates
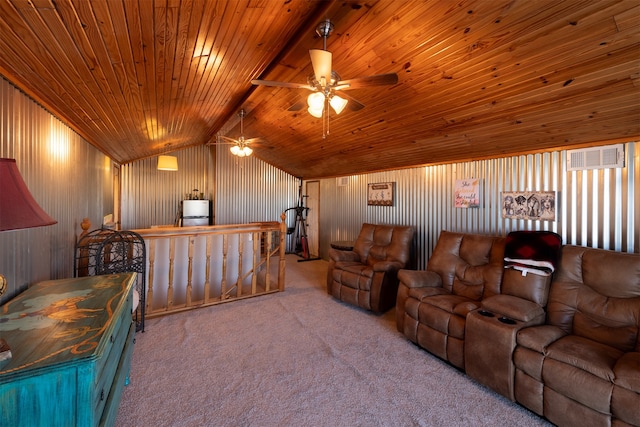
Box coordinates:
[544,357,614,415]
[422,294,476,315]
[332,263,374,290]
[336,262,374,277]
[613,352,640,392]
[547,335,623,382]
[414,295,475,340]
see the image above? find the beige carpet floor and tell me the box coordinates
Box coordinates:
[115,255,551,427]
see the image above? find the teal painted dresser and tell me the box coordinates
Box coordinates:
[0,273,137,426]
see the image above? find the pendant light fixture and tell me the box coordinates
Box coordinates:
[157,155,178,171]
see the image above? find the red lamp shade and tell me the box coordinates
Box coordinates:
[0,158,57,231]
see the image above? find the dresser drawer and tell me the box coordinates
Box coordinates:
[100,320,136,426]
[93,286,134,420]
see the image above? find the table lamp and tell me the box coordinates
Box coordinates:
[0,158,57,361]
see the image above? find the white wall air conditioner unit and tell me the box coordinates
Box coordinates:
[567,144,625,171]
[337,176,349,187]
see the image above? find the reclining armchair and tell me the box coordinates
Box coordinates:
[396,231,506,369]
[327,223,415,313]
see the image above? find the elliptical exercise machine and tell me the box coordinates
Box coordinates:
[285,180,320,262]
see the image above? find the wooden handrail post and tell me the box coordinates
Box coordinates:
[204,235,212,303]
[186,236,194,306]
[147,240,155,314]
[278,212,286,291]
[167,238,175,309]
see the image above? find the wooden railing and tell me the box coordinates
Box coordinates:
[129,213,287,318]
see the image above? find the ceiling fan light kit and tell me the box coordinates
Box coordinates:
[230,145,253,157]
[252,19,398,138]
[213,109,262,157]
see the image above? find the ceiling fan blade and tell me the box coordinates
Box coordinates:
[309,49,332,84]
[217,135,238,144]
[244,137,267,145]
[287,101,305,111]
[251,79,313,90]
[339,92,365,111]
[336,73,398,90]
[246,141,274,149]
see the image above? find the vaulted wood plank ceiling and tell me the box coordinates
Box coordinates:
[0,0,638,179]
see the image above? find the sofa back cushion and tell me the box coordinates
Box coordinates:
[353,223,415,267]
[427,231,505,300]
[547,245,640,352]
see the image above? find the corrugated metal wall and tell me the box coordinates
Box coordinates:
[0,76,112,302]
[318,142,639,269]
[120,144,300,249]
[120,146,214,229]
[213,144,300,251]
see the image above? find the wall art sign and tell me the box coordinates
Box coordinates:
[367,182,395,206]
[454,179,481,208]
[501,191,557,221]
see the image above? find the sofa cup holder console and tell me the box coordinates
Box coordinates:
[478,309,517,325]
[498,316,516,325]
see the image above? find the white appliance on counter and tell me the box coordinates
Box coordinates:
[182,200,210,226]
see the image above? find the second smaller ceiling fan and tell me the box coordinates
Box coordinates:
[210,109,268,157]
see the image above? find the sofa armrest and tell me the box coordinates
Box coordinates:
[516,324,566,354]
[398,269,443,288]
[372,260,403,272]
[328,248,360,262]
[481,294,545,323]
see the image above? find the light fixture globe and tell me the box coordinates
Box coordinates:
[307,92,325,109]
[230,145,240,155]
[308,106,323,118]
[329,95,348,115]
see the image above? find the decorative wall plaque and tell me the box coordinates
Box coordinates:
[367,182,395,206]
[501,191,557,221]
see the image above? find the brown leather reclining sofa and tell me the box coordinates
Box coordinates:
[396,230,640,427]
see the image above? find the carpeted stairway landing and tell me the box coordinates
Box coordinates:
[115,255,551,427]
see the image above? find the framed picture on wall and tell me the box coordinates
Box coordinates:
[501,191,557,221]
[454,179,481,208]
[367,182,395,206]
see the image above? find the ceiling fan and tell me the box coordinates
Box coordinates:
[251,19,398,136]
[209,109,267,157]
